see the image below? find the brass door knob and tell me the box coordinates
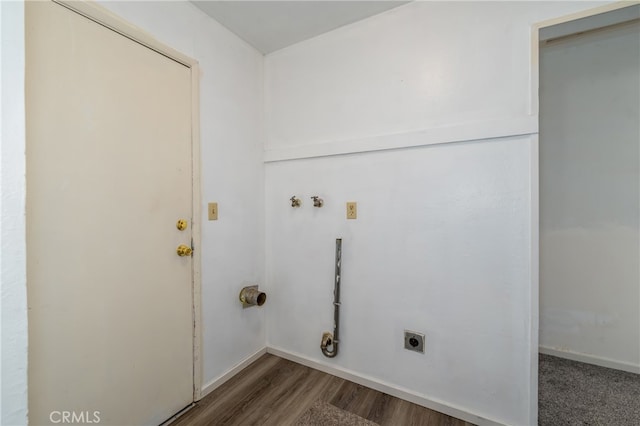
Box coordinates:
[176,244,192,257]
[176,219,188,231]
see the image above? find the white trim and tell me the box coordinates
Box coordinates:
[528,135,540,426]
[539,5,639,42]
[264,116,537,163]
[535,1,639,34]
[539,346,640,374]
[190,63,203,401]
[53,0,197,67]
[200,347,268,399]
[530,1,640,116]
[266,346,504,426]
[51,0,204,405]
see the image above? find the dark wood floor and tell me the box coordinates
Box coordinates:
[171,354,473,426]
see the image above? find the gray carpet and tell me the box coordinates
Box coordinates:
[539,354,640,425]
[294,400,378,426]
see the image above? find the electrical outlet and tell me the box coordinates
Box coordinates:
[208,202,218,221]
[404,330,425,354]
[346,202,357,219]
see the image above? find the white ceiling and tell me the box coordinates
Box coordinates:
[191,1,411,54]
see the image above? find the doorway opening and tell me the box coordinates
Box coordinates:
[535,3,639,425]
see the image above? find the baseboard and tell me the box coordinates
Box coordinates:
[199,347,268,399]
[266,346,504,426]
[539,346,640,374]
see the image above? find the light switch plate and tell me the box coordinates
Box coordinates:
[346,202,357,219]
[208,202,218,220]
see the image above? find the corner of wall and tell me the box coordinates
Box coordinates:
[1,1,29,424]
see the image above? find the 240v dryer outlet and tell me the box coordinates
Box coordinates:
[404,330,425,353]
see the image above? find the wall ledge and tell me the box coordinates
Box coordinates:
[264,115,538,163]
[266,346,506,426]
[539,346,640,374]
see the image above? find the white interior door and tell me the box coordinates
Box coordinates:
[26,1,194,424]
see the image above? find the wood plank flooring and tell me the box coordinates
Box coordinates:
[171,354,473,426]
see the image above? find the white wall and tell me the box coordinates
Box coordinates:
[97,0,266,389]
[1,1,28,424]
[266,137,534,425]
[2,1,628,425]
[265,1,606,152]
[539,21,640,371]
[264,2,608,425]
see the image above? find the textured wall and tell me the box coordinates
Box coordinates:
[1,1,28,424]
[263,2,609,424]
[266,137,534,424]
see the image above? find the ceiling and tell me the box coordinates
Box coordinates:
[191,1,411,54]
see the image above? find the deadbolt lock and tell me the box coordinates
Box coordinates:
[176,219,188,231]
[176,244,192,257]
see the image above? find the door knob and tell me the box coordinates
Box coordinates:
[176,244,192,257]
[176,219,188,231]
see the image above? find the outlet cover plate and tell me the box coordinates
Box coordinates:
[208,202,218,220]
[346,202,357,219]
[404,330,425,353]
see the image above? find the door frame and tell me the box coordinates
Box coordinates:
[529,1,639,424]
[51,0,204,400]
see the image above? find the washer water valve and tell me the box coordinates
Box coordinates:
[311,196,324,207]
[290,196,302,207]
